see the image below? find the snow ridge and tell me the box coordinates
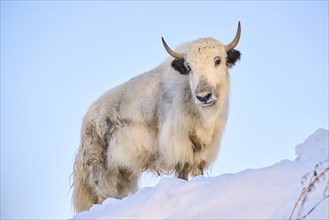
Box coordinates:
[73,129,329,219]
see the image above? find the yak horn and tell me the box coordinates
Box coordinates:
[225,22,241,52]
[162,37,183,59]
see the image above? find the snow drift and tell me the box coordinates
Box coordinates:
[73,129,329,219]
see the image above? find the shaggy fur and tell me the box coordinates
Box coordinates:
[72,37,241,212]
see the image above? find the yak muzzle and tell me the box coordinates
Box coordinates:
[195,92,216,107]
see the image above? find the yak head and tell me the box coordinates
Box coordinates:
[162,22,241,109]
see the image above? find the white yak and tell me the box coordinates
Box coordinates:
[72,22,241,212]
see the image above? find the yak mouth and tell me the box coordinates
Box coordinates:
[196,99,216,107]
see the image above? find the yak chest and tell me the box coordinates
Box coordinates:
[189,128,213,153]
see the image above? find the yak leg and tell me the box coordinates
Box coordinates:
[175,162,190,180]
[73,121,139,212]
[191,160,205,176]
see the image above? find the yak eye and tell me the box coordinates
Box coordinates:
[214,56,221,66]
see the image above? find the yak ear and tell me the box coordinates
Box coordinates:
[226,49,241,68]
[171,58,189,75]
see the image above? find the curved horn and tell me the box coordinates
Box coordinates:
[162,37,183,59]
[225,22,241,52]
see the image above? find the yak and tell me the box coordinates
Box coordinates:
[72,22,241,212]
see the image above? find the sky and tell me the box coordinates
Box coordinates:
[1,1,328,219]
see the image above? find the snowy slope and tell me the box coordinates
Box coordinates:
[73,129,329,219]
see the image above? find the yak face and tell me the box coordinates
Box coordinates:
[163,22,241,108]
[171,39,241,107]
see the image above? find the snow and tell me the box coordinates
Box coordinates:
[72,129,329,219]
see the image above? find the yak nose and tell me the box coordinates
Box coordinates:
[196,92,212,103]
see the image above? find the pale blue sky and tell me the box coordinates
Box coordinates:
[1,1,328,219]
